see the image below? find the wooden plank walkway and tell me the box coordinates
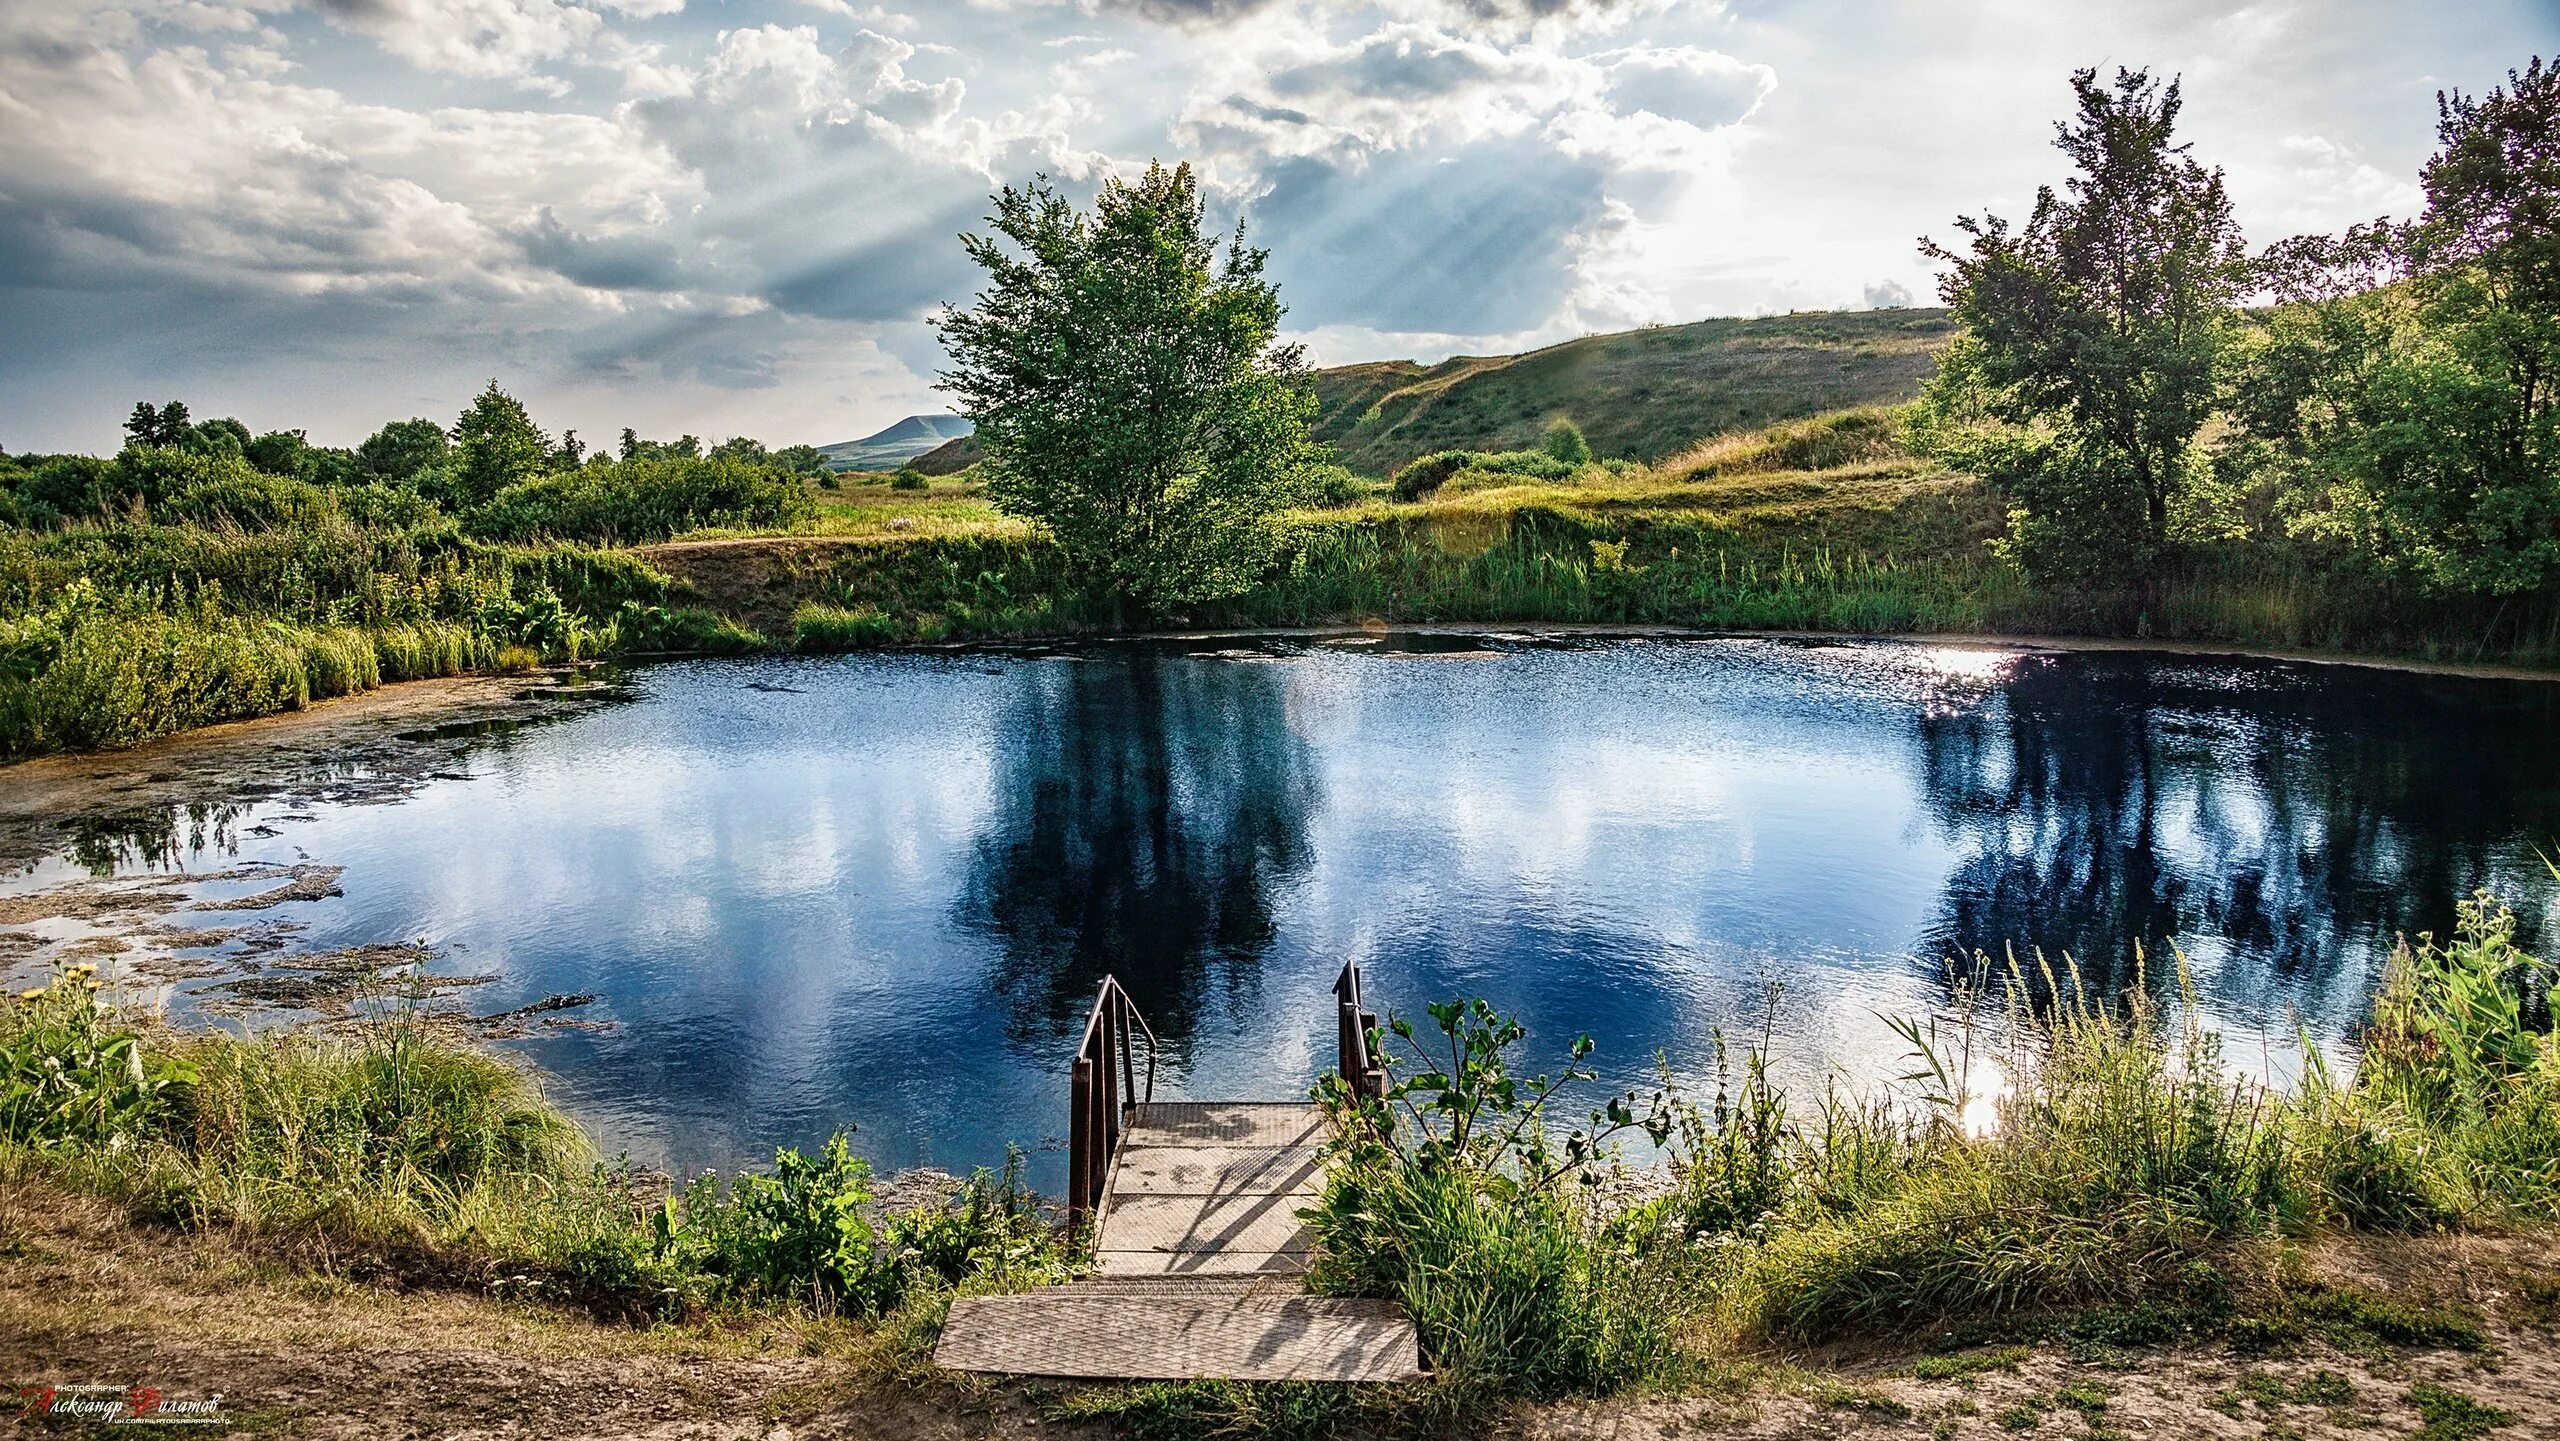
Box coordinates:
[936,1101,1423,1381]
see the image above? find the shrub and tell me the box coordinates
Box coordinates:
[1302,463,1371,508]
[889,468,929,492]
[466,455,815,544]
[1542,418,1593,466]
[651,1135,1066,1316]
[1304,999,1682,1399]
[161,472,339,531]
[1,969,196,1149]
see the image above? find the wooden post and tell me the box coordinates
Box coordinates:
[1068,1054,1095,1236]
[1358,1009,1383,1100]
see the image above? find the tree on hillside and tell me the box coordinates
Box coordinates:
[2244,57,2560,595]
[448,382,552,508]
[936,162,1320,612]
[1919,68,2251,587]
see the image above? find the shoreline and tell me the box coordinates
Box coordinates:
[1072,620,2560,684]
[4,621,2551,856]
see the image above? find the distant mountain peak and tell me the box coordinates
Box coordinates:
[815,414,975,471]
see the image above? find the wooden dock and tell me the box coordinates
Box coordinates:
[934,970,1421,1383]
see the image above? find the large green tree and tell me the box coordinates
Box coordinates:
[2245,57,2559,595]
[936,162,1319,611]
[1919,68,2251,587]
[447,381,552,509]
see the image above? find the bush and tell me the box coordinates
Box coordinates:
[1,969,196,1149]
[1542,418,1593,466]
[1302,463,1371,508]
[888,468,928,492]
[466,455,815,544]
[793,602,912,651]
[161,472,339,531]
[650,1135,1066,1317]
[1305,999,1682,1399]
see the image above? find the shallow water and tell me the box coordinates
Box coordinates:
[19,634,2560,1187]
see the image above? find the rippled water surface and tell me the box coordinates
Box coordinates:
[28,635,2560,1186]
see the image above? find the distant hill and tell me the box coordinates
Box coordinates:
[858,310,1955,480]
[1311,308,1955,476]
[910,433,983,475]
[817,414,975,472]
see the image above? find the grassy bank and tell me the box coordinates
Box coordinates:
[11,405,2559,762]
[0,514,757,759]
[0,967,1066,1333]
[725,410,2560,670]
[9,875,2557,1436]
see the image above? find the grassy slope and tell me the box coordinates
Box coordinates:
[895,308,1957,480]
[1312,308,1957,476]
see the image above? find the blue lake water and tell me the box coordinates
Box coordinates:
[25,634,2560,1188]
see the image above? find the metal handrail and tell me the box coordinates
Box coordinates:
[1066,975,1157,1235]
[1333,962,1387,1103]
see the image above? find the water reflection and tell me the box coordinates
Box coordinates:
[959,650,1318,1060]
[1915,654,2560,1029]
[11,637,2556,1183]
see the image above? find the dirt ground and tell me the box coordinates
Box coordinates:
[4,1180,2554,1440]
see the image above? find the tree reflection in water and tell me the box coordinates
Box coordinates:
[1913,652,2560,1030]
[956,647,1319,1060]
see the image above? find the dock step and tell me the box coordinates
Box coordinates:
[935,1291,1423,1382]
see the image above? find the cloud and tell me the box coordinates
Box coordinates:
[1600,46,1772,129]
[1862,278,1914,309]
[306,0,606,79]
[1248,137,1610,333]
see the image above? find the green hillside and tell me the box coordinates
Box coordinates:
[899,308,1954,480]
[1311,308,1956,476]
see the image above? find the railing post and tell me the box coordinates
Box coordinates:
[1358,1008,1383,1101]
[1068,1054,1096,1235]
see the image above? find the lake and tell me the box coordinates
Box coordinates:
[18,633,2560,1188]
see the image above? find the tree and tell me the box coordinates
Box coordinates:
[1541,418,1592,466]
[936,162,1320,611]
[447,382,551,508]
[1919,68,2250,586]
[123,401,191,449]
[2238,57,2559,595]
[358,418,452,486]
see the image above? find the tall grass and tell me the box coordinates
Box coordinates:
[0,969,1069,1322]
[1308,881,2560,1410]
[0,513,742,758]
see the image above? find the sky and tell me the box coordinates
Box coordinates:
[1,0,2552,453]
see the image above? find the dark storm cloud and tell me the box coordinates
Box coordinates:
[1246,138,1608,334]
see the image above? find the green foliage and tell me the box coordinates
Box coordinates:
[466,454,815,544]
[938,161,1322,611]
[888,467,928,492]
[1920,67,2250,584]
[445,381,552,509]
[4,977,1069,1326]
[634,1137,1068,1319]
[1912,1345,2032,1381]
[2236,59,2560,597]
[1391,447,1583,501]
[1541,418,1593,466]
[357,418,452,487]
[657,1133,899,1314]
[1304,999,1681,1399]
[2407,1382,2515,1441]
[2,968,196,1149]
